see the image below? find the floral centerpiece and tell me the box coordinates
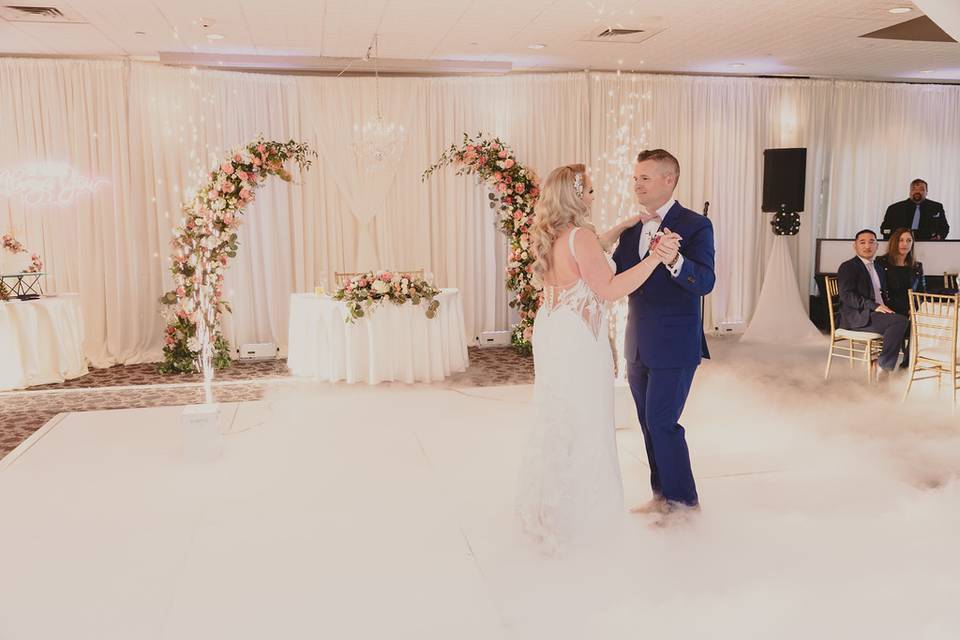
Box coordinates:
[333,271,440,323]
[2,233,43,274]
[159,136,314,374]
[422,133,540,353]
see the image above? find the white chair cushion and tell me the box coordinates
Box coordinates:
[835,329,884,340]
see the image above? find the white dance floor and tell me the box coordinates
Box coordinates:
[1,343,958,639]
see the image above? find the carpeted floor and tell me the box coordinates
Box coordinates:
[0,347,533,459]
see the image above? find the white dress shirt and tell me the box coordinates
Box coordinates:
[638,198,683,277]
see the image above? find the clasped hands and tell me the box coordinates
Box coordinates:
[651,228,683,265]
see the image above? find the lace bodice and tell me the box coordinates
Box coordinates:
[539,228,611,340]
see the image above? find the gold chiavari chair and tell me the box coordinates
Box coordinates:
[902,290,959,411]
[823,275,884,383]
[334,272,360,286]
[943,272,958,293]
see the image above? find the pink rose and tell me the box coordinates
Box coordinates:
[498,150,508,159]
[513,211,522,221]
[523,327,533,341]
[252,157,261,166]
[529,187,540,197]
[494,172,503,181]
[382,272,393,282]
[221,162,235,175]
[359,279,368,287]
[498,182,509,193]
[176,286,186,298]
[223,211,234,225]
[221,181,234,193]
[504,159,515,169]
[478,156,487,165]
[514,183,525,194]
[165,336,175,346]
[239,188,252,200]
[257,144,266,153]
[234,154,242,162]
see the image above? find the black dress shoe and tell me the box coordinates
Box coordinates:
[899,361,910,369]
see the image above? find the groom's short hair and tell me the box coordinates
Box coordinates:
[636,149,680,178]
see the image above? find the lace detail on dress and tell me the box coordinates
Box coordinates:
[539,228,607,340]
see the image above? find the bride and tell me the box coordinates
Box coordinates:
[517,164,678,553]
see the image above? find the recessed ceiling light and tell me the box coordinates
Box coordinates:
[528,43,546,49]
[134,31,146,36]
[922,69,934,73]
[729,63,745,68]
[206,33,224,40]
[469,41,478,45]
[888,7,912,14]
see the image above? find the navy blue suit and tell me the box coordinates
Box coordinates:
[612,201,715,507]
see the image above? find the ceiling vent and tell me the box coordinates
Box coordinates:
[580,25,665,45]
[0,4,85,23]
[597,28,643,38]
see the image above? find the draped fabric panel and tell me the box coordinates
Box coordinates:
[3,58,959,364]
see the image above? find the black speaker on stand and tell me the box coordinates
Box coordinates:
[762,147,806,235]
[741,146,821,344]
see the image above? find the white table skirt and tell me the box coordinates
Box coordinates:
[287,288,469,384]
[0,294,88,391]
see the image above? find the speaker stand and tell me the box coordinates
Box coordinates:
[741,234,822,345]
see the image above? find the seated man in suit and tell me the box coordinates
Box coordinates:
[880,179,949,240]
[837,229,909,377]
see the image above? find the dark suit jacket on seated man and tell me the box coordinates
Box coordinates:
[881,178,949,240]
[836,229,909,372]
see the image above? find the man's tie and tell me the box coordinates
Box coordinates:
[911,204,921,230]
[866,261,884,306]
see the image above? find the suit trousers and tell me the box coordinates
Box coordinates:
[860,312,909,370]
[626,359,699,507]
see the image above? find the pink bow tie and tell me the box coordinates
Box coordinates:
[639,212,661,225]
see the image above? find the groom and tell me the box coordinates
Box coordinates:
[612,149,716,519]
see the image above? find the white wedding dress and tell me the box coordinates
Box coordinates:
[517,227,624,553]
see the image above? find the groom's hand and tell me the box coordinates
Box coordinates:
[654,229,681,264]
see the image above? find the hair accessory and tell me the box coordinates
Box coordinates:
[573,172,584,198]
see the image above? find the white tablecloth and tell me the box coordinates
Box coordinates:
[0,294,88,391]
[287,288,469,384]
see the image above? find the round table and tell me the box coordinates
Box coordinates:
[287,288,469,384]
[0,294,88,391]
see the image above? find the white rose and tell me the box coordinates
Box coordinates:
[187,336,201,352]
[372,280,390,294]
[521,251,528,260]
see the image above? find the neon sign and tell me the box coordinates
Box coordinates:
[0,162,110,207]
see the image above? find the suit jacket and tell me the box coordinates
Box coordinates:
[875,255,925,316]
[612,201,715,368]
[836,256,889,329]
[881,198,949,240]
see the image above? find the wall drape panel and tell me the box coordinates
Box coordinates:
[2,59,958,364]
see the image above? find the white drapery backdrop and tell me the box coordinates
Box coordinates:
[3,58,960,365]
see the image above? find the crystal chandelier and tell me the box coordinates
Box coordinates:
[353,35,406,173]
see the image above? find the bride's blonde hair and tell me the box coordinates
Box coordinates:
[530,163,594,288]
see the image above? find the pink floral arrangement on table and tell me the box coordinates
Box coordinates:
[422,133,540,353]
[158,135,315,374]
[333,271,440,323]
[1,233,43,273]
